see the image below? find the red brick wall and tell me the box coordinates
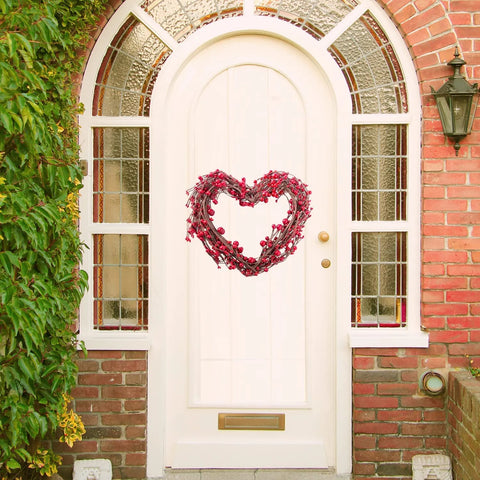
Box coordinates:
[70,0,480,479]
[353,348,447,478]
[55,351,148,480]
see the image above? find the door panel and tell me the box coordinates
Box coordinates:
[191,65,307,407]
[164,35,336,469]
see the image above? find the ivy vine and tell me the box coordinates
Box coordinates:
[0,0,108,477]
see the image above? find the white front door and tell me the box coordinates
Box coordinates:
[158,34,336,469]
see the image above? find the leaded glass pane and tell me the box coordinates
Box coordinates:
[93,16,171,116]
[352,125,407,222]
[93,128,150,223]
[351,232,406,328]
[94,234,149,330]
[142,0,243,42]
[329,11,407,114]
[255,0,356,40]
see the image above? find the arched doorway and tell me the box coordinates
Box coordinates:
[78,1,421,477]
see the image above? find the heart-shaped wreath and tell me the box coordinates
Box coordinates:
[186,170,312,276]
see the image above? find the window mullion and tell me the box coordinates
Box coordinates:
[86,116,152,128]
[352,114,412,125]
[90,223,151,235]
[131,4,178,50]
[319,1,368,50]
[350,221,409,232]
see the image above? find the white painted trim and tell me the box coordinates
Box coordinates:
[350,330,429,348]
[171,442,328,469]
[83,224,151,235]
[243,0,254,16]
[77,334,150,351]
[349,221,410,232]
[351,114,413,125]
[331,31,354,477]
[319,1,368,49]
[86,117,152,127]
[131,4,178,50]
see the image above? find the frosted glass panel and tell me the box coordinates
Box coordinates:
[93,234,148,330]
[351,232,406,328]
[93,128,150,224]
[352,125,407,221]
[93,16,171,116]
[255,0,356,39]
[142,0,243,42]
[362,264,377,296]
[329,11,407,113]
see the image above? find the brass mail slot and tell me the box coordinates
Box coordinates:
[218,413,285,431]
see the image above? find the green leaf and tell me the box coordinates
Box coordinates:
[1,285,16,304]
[17,357,35,381]
[0,251,20,277]
[25,412,39,438]
[6,458,21,469]
[6,33,17,61]
[0,110,13,134]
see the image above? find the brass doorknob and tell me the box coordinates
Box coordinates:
[318,231,330,242]
[321,259,331,268]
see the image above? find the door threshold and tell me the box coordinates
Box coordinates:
[163,468,352,480]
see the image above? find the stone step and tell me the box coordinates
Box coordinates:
[164,469,352,480]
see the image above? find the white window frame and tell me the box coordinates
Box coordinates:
[78,0,154,350]
[343,4,427,348]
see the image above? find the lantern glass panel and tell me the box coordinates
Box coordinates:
[451,95,471,136]
[469,94,479,133]
[436,95,453,135]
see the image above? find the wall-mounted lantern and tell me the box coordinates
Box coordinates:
[431,47,479,156]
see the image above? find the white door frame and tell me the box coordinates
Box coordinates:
[147,17,353,478]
